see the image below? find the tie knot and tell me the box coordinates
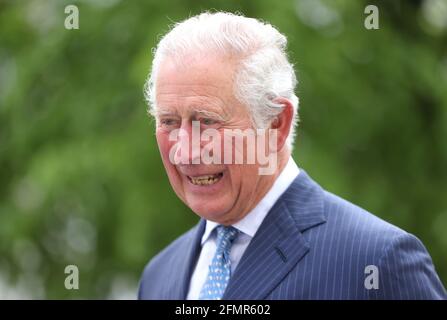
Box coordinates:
[216,225,238,249]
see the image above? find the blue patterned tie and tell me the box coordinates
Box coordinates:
[199,225,239,300]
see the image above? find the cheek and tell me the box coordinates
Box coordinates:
[229,165,258,191]
[156,131,178,178]
[156,131,173,161]
[226,165,243,190]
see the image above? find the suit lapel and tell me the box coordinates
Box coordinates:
[166,219,206,299]
[223,170,327,299]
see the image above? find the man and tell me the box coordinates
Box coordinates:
[138,12,446,299]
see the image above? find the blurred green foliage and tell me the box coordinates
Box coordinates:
[0,0,446,298]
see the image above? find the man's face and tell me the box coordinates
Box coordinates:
[154,55,277,225]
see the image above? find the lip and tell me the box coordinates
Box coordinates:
[186,172,223,178]
[182,170,226,193]
[187,172,223,184]
[177,166,225,177]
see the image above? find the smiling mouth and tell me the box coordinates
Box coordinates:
[187,172,224,186]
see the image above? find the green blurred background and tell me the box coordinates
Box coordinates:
[0,0,446,299]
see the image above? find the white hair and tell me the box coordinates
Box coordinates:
[145,11,299,150]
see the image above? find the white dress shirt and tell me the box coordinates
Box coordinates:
[187,157,300,299]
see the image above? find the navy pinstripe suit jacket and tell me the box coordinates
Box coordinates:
[138,170,446,299]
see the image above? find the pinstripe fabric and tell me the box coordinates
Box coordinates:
[138,170,447,300]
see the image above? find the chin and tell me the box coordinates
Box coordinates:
[187,200,229,222]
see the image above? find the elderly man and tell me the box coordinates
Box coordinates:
[138,12,446,300]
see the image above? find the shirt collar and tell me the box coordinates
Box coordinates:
[201,157,300,245]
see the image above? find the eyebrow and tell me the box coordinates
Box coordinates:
[154,108,228,122]
[155,110,178,117]
[193,110,227,121]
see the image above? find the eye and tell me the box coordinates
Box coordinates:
[159,118,179,127]
[201,118,217,126]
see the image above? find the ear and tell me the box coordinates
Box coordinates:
[270,97,294,152]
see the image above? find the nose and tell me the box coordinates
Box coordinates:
[171,121,201,165]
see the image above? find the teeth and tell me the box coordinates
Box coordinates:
[189,174,222,186]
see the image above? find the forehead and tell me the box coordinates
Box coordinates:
[154,55,237,116]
